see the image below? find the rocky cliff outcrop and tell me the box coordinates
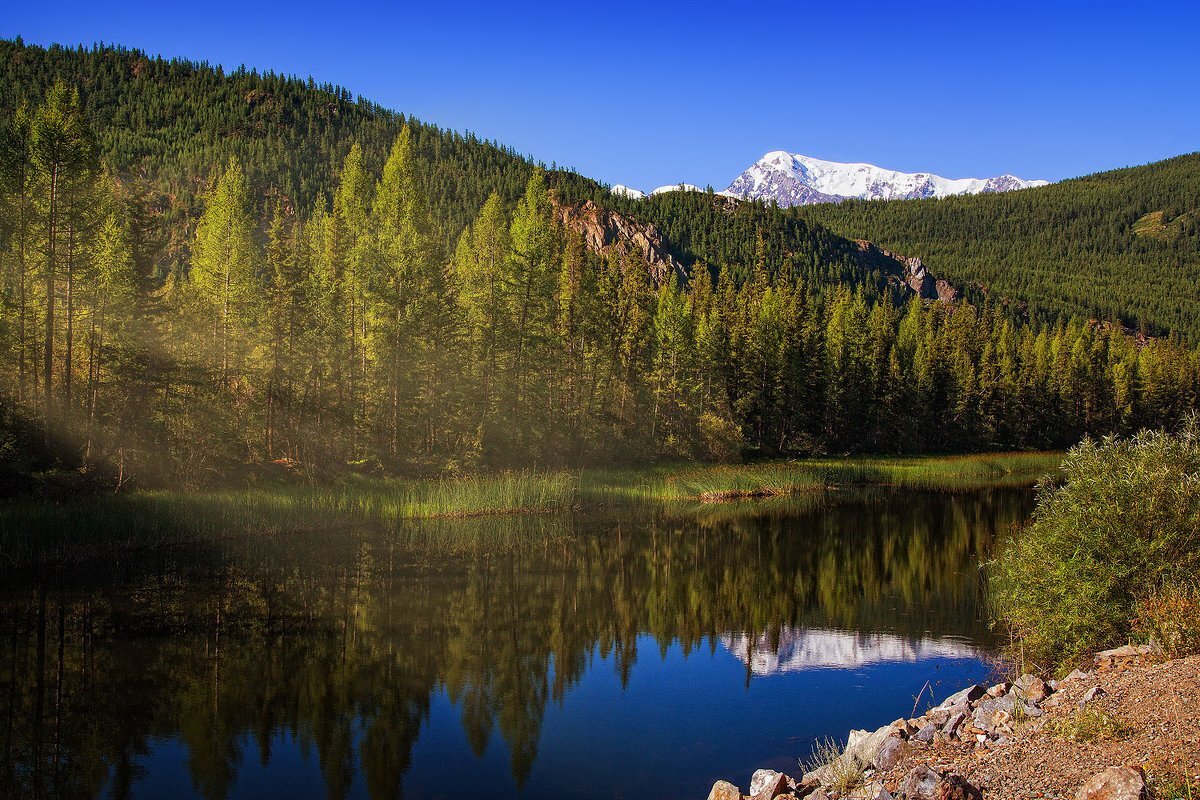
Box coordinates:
[554,198,687,285]
[853,240,958,302]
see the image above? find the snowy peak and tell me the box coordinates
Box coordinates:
[650,183,702,196]
[611,184,646,200]
[725,151,1049,207]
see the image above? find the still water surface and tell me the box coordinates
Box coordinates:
[0,489,1032,800]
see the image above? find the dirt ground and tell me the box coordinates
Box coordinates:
[877,653,1200,799]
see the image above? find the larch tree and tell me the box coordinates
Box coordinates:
[189,157,260,388]
[371,126,450,459]
[29,81,95,448]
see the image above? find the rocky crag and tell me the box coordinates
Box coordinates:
[554,198,688,285]
[852,240,958,302]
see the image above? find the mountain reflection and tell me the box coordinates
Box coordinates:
[721,628,982,674]
[0,489,1030,799]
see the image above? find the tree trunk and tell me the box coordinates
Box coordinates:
[17,187,29,403]
[43,163,58,452]
[64,224,75,418]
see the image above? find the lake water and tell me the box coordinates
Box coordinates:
[0,488,1033,800]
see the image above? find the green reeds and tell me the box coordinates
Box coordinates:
[582,452,1062,504]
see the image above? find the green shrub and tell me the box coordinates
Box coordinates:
[990,419,1200,674]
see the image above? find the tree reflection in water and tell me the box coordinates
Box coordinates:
[0,489,1031,799]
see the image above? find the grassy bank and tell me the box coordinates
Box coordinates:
[991,424,1200,674]
[0,453,1059,570]
[583,452,1062,503]
[0,470,581,566]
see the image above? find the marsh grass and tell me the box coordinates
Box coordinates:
[584,452,1061,504]
[0,452,1055,570]
[0,470,580,567]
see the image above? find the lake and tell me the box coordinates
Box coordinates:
[0,488,1033,800]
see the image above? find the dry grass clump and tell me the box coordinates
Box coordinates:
[1133,582,1200,659]
[799,737,864,796]
[1045,706,1127,743]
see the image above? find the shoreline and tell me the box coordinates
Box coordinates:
[712,645,1198,800]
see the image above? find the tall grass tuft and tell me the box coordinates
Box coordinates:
[990,420,1200,674]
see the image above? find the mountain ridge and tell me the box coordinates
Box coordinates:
[726,151,1048,206]
[611,151,1047,207]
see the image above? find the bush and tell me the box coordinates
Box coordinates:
[990,419,1200,674]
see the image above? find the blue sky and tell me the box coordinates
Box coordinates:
[4,0,1198,191]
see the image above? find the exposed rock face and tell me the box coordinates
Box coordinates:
[555,195,966,307]
[853,240,958,302]
[1074,766,1149,800]
[554,198,686,286]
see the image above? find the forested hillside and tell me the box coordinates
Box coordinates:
[0,38,543,259]
[792,155,1200,339]
[1,39,1198,489]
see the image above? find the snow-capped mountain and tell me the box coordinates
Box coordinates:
[725,151,1049,206]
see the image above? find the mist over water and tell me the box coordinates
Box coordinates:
[0,489,1033,800]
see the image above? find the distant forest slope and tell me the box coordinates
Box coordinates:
[0,38,540,259]
[791,155,1200,339]
[0,40,905,298]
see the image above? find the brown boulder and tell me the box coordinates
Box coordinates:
[749,770,790,800]
[897,766,983,800]
[707,780,742,800]
[1074,766,1149,800]
[1013,674,1051,704]
[874,736,908,771]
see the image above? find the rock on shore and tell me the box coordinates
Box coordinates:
[706,644,1199,800]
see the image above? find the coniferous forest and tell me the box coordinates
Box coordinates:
[1,40,1199,489]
